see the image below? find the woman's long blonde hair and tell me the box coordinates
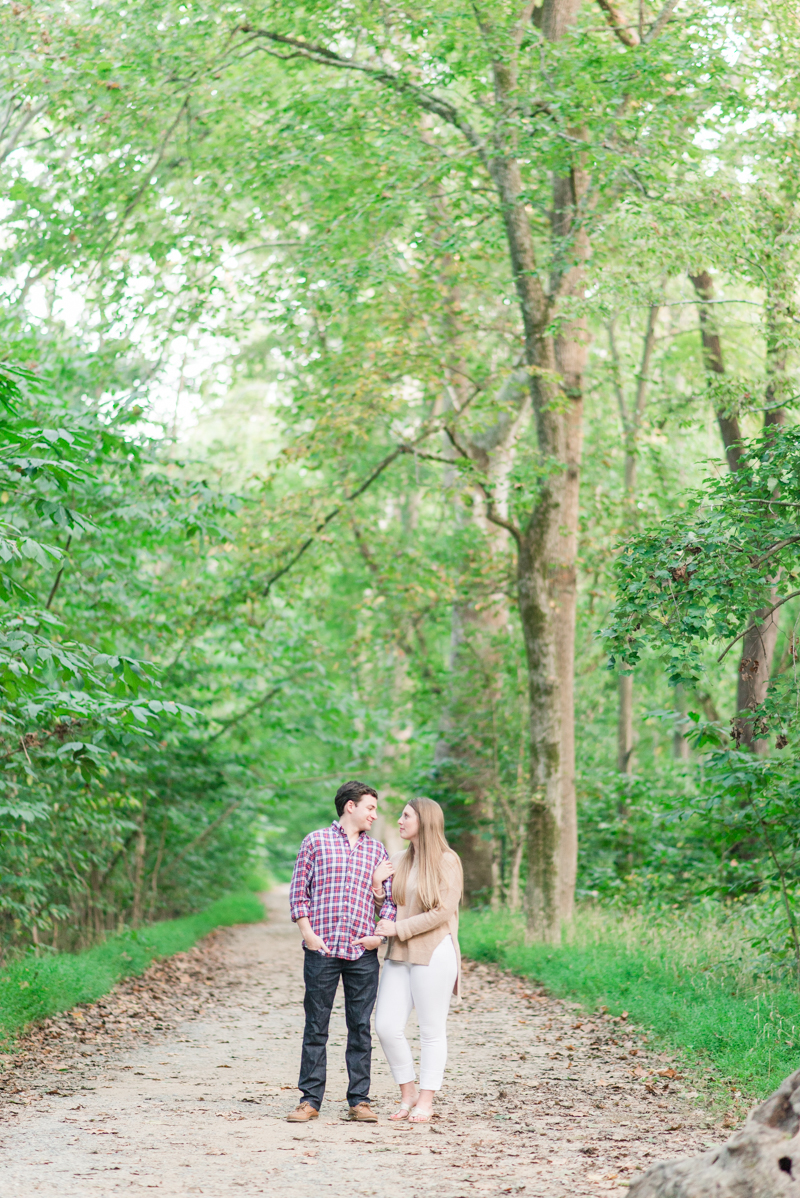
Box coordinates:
[391,797,458,911]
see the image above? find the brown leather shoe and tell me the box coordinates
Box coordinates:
[341,1101,378,1122]
[286,1101,319,1122]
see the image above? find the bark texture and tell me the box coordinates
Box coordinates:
[433,227,532,901]
[482,0,589,939]
[617,673,634,773]
[629,1067,800,1198]
[609,305,660,776]
[690,269,781,752]
[689,271,744,473]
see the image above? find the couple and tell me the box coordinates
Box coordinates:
[286,780,463,1124]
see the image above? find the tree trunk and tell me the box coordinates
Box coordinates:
[425,190,524,899]
[131,804,147,926]
[148,812,168,921]
[673,684,690,759]
[433,219,532,902]
[484,0,588,939]
[618,674,634,772]
[737,608,781,751]
[454,368,532,904]
[690,269,782,751]
[609,305,660,777]
[689,271,744,472]
[508,833,525,912]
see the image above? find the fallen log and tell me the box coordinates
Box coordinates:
[629,1068,800,1197]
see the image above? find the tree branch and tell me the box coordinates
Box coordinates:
[262,445,411,597]
[238,27,487,160]
[594,0,640,46]
[689,270,744,472]
[751,536,800,569]
[718,590,800,662]
[45,535,71,610]
[643,0,680,43]
[92,98,191,268]
[444,425,523,546]
[205,671,310,744]
[169,800,246,868]
[0,97,49,167]
[607,320,629,430]
[634,303,660,427]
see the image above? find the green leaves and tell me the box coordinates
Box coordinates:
[603,426,800,721]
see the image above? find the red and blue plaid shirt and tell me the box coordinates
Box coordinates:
[289,821,397,960]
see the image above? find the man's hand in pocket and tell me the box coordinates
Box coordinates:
[297,917,331,955]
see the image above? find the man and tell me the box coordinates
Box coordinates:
[286,779,396,1123]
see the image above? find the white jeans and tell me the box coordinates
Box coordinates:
[374,934,458,1092]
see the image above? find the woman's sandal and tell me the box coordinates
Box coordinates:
[389,1103,414,1121]
[408,1106,432,1123]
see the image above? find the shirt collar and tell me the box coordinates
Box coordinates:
[332,819,364,841]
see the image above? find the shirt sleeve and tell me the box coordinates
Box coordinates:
[395,856,461,941]
[380,872,397,921]
[371,845,397,921]
[289,836,313,923]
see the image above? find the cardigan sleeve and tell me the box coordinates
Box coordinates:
[394,856,462,942]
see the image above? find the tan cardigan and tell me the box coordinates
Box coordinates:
[382,849,463,998]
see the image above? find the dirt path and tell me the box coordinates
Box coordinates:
[0,889,725,1196]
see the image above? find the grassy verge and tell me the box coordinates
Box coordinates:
[460,905,800,1102]
[0,890,265,1047]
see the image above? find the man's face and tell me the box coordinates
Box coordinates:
[348,794,378,832]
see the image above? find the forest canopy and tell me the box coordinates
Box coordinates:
[2,0,800,970]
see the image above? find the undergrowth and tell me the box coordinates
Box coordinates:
[460,903,800,1102]
[0,890,265,1047]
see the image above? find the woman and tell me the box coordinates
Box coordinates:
[372,797,462,1123]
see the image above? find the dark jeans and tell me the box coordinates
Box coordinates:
[298,948,380,1110]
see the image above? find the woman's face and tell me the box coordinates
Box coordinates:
[398,804,419,840]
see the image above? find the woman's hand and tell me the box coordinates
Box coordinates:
[374,919,398,937]
[351,935,383,950]
[372,860,395,889]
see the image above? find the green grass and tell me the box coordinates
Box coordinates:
[0,890,265,1046]
[460,905,800,1102]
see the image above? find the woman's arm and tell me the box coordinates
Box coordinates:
[394,857,462,941]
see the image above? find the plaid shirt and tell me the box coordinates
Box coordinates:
[289,821,397,960]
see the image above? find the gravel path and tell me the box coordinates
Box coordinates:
[0,889,725,1196]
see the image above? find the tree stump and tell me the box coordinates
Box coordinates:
[629,1068,800,1197]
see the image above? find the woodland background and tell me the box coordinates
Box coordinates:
[2,0,800,1000]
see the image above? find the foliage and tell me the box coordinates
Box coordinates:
[603,426,800,744]
[2,0,800,977]
[0,364,272,953]
[460,903,800,1102]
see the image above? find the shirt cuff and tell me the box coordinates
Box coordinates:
[290,906,310,923]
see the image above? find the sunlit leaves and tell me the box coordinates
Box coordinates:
[604,425,800,731]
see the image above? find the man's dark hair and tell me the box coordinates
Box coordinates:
[334,780,378,818]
